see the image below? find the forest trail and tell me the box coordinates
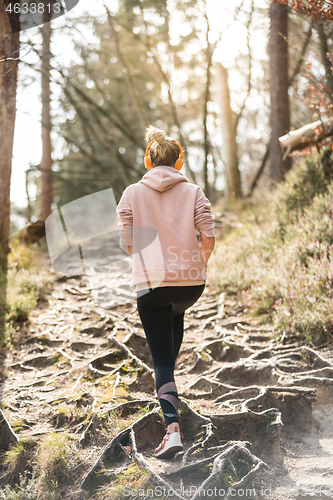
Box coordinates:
[1,240,333,499]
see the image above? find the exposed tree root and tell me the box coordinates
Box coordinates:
[181,421,218,466]
[0,409,19,451]
[200,339,255,363]
[110,335,153,375]
[186,377,239,401]
[210,344,333,390]
[80,399,279,496]
[127,427,187,500]
[189,443,267,500]
[80,407,164,490]
[87,335,155,392]
[79,395,98,445]
[5,266,333,499]
[107,399,159,418]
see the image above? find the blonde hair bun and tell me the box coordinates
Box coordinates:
[144,124,181,168]
[145,125,166,144]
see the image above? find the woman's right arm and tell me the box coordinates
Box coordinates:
[194,187,215,266]
[116,189,133,255]
[200,233,215,267]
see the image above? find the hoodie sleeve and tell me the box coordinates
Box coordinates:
[116,188,133,251]
[194,187,215,238]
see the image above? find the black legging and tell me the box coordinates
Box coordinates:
[136,284,205,427]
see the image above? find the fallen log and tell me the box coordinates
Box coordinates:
[9,220,46,246]
[279,118,333,159]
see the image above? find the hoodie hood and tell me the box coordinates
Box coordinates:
[138,166,189,192]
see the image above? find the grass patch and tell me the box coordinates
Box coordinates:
[2,438,39,486]
[36,432,78,499]
[92,463,152,500]
[3,442,25,473]
[211,150,333,344]
[0,474,39,500]
[5,241,52,329]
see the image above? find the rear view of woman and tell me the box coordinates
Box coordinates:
[117,126,215,458]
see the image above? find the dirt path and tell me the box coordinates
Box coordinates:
[1,244,333,499]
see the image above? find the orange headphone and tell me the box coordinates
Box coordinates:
[144,140,184,171]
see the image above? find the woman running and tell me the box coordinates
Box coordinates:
[116,126,215,458]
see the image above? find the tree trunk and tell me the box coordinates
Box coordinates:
[315,20,333,98]
[269,1,291,182]
[215,63,242,203]
[39,5,53,221]
[203,12,213,199]
[0,3,19,341]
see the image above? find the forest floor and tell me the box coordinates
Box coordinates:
[1,236,333,499]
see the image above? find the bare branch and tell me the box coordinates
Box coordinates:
[289,19,313,86]
[234,0,254,132]
[105,5,147,139]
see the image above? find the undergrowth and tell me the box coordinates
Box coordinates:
[0,473,39,500]
[211,149,333,344]
[0,411,155,500]
[0,432,79,500]
[4,240,52,344]
[36,432,78,499]
[91,463,153,500]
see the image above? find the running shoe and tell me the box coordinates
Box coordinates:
[154,427,183,458]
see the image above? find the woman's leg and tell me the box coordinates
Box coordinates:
[139,306,179,426]
[172,313,185,360]
[172,284,205,360]
[136,284,205,427]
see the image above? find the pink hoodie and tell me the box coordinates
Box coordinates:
[116,166,215,291]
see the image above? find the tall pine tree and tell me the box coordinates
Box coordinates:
[0,2,20,341]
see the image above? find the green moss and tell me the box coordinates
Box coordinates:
[178,405,191,418]
[138,367,146,376]
[11,419,27,433]
[97,384,116,405]
[53,407,69,427]
[257,413,275,432]
[84,411,92,425]
[82,371,99,383]
[50,398,67,406]
[200,349,212,363]
[55,406,68,416]
[193,461,213,483]
[219,461,238,489]
[113,381,129,399]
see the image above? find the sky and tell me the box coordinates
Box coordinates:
[10,0,269,230]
